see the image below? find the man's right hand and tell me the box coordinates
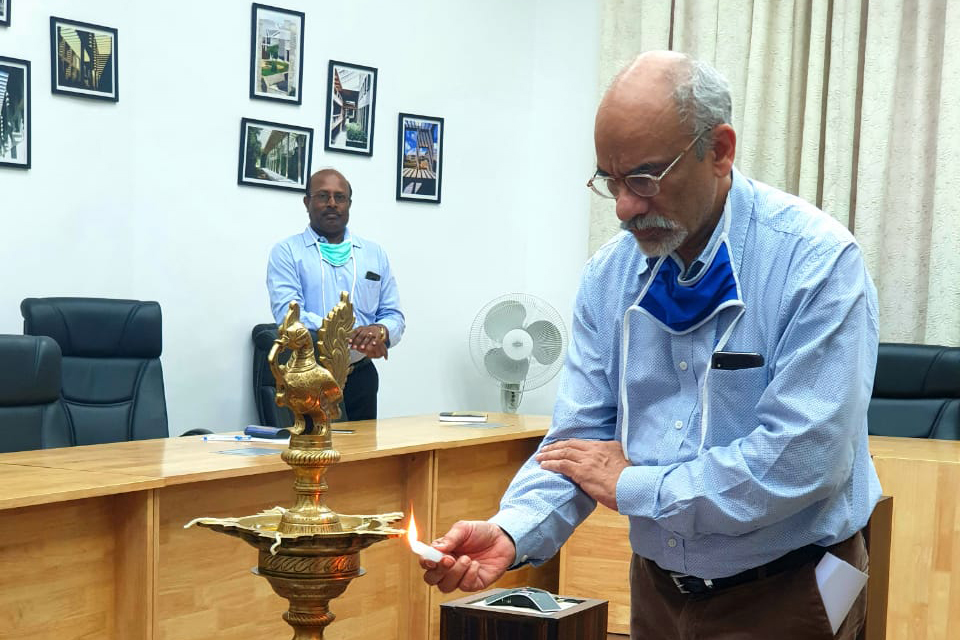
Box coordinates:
[420,521,515,593]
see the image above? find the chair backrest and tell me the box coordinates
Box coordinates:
[868,343,960,439]
[252,323,295,430]
[0,334,72,452]
[21,297,169,444]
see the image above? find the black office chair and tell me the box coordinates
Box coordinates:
[252,322,296,429]
[0,334,72,452]
[251,322,349,428]
[868,343,960,439]
[21,297,170,444]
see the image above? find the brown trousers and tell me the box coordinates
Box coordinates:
[630,532,868,639]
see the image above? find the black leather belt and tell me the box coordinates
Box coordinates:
[663,543,828,594]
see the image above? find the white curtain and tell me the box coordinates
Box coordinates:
[591,0,959,346]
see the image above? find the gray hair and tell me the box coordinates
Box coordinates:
[671,58,732,160]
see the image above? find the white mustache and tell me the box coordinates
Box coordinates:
[620,215,680,232]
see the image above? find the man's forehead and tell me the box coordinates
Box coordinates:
[594,118,683,175]
[310,172,348,192]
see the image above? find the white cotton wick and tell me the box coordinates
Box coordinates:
[410,539,444,562]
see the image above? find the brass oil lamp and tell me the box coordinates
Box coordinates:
[187,294,404,639]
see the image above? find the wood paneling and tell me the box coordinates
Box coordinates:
[430,439,560,638]
[872,456,960,640]
[0,497,119,640]
[0,415,551,640]
[0,463,160,510]
[560,504,632,634]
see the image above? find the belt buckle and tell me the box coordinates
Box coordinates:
[670,572,714,594]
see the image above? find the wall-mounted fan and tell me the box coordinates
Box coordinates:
[469,294,568,413]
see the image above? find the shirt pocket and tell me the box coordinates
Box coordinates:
[705,365,768,444]
[354,279,381,314]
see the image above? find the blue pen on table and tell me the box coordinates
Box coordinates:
[203,434,253,442]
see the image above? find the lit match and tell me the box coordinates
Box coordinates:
[407,512,444,563]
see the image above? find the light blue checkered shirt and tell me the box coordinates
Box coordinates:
[490,168,882,579]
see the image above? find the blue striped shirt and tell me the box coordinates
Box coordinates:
[490,168,881,579]
[267,226,405,347]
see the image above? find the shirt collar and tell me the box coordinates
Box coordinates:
[301,226,362,248]
[676,195,732,278]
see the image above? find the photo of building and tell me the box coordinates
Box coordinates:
[328,64,374,151]
[55,25,114,94]
[244,125,309,186]
[401,120,439,196]
[0,61,27,166]
[254,9,301,100]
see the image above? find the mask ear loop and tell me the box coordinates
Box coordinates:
[619,258,666,460]
[698,303,744,455]
[316,240,359,313]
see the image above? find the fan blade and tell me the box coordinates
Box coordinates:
[483,300,528,342]
[526,320,564,365]
[484,348,530,384]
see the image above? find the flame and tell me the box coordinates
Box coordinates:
[407,510,418,546]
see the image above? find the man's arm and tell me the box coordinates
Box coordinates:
[615,242,878,538]
[488,261,620,566]
[266,241,326,330]
[349,247,405,358]
[372,250,404,346]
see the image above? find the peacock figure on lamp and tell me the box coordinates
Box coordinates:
[187,293,404,640]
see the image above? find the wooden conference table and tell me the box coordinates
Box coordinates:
[2,418,954,640]
[0,414,557,640]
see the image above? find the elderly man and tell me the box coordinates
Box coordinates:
[420,52,880,640]
[267,168,405,421]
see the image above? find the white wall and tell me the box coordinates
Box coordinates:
[0,0,599,432]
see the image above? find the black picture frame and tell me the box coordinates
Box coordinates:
[0,0,10,27]
[324,60,377,156]
[238,117,314,192]
[396,113,444,204]
[0,56,30,169]
[249,3,305,105]
[50,16,119,102]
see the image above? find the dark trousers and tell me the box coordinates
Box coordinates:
[342,358,378,421]
[630,532,868,639]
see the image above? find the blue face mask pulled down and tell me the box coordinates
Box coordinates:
[636,238,742,334]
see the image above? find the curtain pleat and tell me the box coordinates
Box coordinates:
[592,0,959,345]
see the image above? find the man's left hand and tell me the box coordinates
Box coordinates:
[535,439,629,511]
[349,324,389,359]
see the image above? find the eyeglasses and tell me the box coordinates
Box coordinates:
[587,130,707,199]
[309,191,349,204]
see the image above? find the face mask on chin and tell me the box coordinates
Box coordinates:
[633,230,742,335]
[316,240,352,266]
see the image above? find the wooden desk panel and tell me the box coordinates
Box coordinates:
[0,463,160,510]
[0,414,549,490]
[0,494,153,640]
[871,455,960,640]
[0,415,551,640]
[429,439,560,639]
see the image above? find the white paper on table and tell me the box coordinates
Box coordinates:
[815,552,868,634]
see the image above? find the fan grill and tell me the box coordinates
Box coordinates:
[469,293,569,393]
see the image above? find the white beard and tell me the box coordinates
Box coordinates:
[621,215,688,256]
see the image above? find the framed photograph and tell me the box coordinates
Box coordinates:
[396,113,444,204]
[249,4,304,104]
[50,16,119,101]
[0,0,10,27]
[324,60,377,156]
[0,56,30,169]
[238,117,313,192]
